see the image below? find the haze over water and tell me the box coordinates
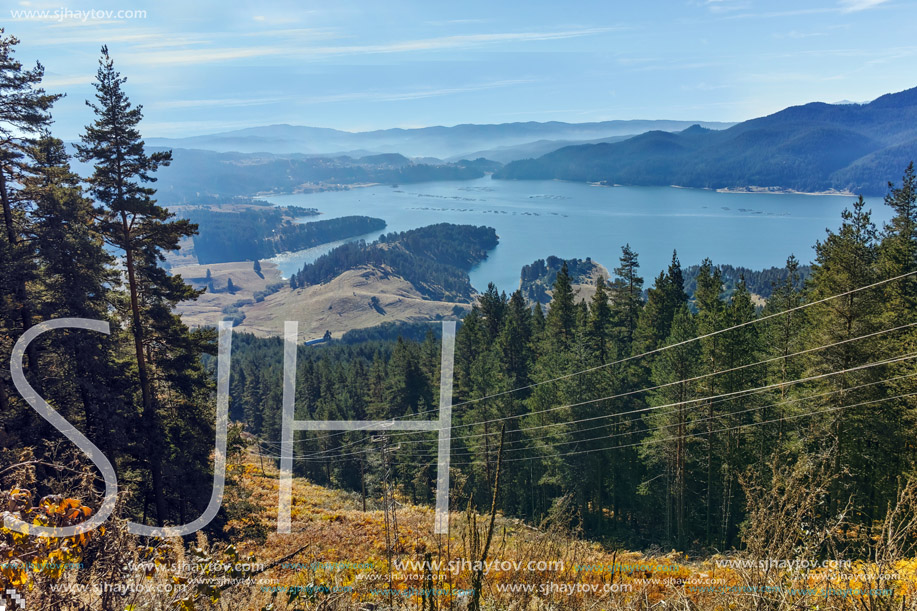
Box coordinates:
[266,177,888,294]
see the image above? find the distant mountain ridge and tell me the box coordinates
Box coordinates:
[147,149,500,201]
[494,86,917,195]
[146,119,734,159]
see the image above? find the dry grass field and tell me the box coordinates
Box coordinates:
[174,262,471,340]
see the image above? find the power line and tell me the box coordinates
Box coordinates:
[254,269,917,447]
[405,371,917,459]
[441,269,917,410]
[257,319,917,451]
[258,373,916,462]
[399,352,917,436]
[259,357,916,463]
[257,387,917,466]
[408,390,917,467]
[294,369,917,462]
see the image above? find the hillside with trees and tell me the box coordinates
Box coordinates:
[520,255,604,304]
[289,223,499,302]
[181,207,386,264]
[681,261,811,301]
[5,29,917,611]
[495,87,917,195]
[151,148,503,201]
[228,164,917,553]
[0,40,217,533]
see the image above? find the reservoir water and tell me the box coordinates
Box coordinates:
[265,177,888,294]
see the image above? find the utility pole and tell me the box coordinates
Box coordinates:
[373,434,401,609]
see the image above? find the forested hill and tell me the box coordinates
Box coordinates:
[150,148,502,200]
[494,86,917,195]
[289,223,498,302]
[181,207,386,264]
[521,256,810,306]
[146,119,735,157]
[225,164,917,553]
[682,261,811,300]
[520,256,602,304]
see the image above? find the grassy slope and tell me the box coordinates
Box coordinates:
[241,265,470,339]
[174,262,471,339]
[173,260,285,329]
[200,450,917,610]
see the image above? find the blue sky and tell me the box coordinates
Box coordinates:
[5,0,916,138]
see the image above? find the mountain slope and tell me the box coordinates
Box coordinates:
[148,149,498,201]
[494,87,917,194]
[146,119,734,158]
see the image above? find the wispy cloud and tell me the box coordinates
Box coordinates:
[718,7,838,20]
[41,74,94,88]
[154,95,292,109]
[251,13,303,25]
[149,80,536,111]
[424,18,491,26]
[298,80,537,105]
[26,28,159,45]
[681,82,732,91]
[128,45,287,65]
[774,30,828,39]
[130,36,214,50]
[313,29,618,54]
[702,0,752,14]
[127,28,618,65]
[720,0,887,20]
[838,0,888,12]
[239,27,339,40]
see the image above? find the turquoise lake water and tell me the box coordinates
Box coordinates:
[265,177,889,294]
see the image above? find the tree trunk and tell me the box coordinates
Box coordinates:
[121,212,166,526]
[0,165,37,371]
[0,164,15,245]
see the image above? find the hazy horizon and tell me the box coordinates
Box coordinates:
[6,0,916,139]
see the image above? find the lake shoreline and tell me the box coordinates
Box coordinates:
[260,177,886,294]
[711,185,857,197]
[251,176,862,200]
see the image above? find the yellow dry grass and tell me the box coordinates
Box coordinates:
[177,264,471,340]
[203,450,917,610]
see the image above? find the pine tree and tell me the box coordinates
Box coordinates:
[760,254,805,463]
[545,262,576,348]
[805,195,884,519]
[718,278,760,546]
[253,259,263,276]
[0,29,62,378]
[876,166,917,515]
[641,305,701,548]
[531,301,545,335]
[880,162,917,314]
[479,282,507,340]
[764,255,805,399]
[611,243,644,349]
[586,275,613,364]
[498,290,532,385]
[21,136,125,451]
[634,251,687,353]
[384,337,430,417]
[693,258,725,544]
[76,46,205,526]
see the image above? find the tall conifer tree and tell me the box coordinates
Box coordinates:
[77,46,206,526]
[0,30,61,379]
